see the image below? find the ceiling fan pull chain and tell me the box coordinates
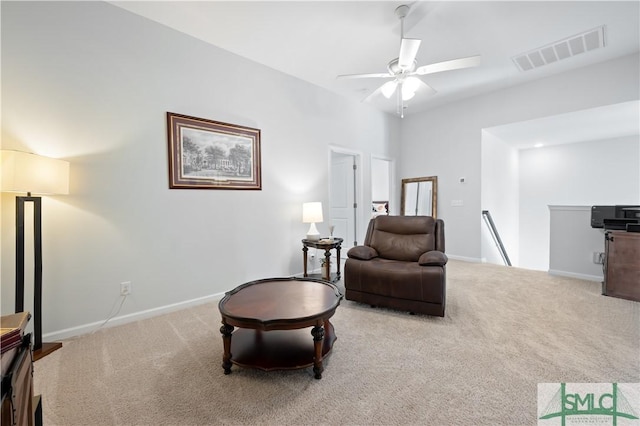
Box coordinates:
[398,81,404,118]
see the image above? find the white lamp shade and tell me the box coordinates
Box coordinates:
[302,202,323,223]
[1,150,70,195]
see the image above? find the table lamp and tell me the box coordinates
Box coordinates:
[1,150,69,360]
[302,202,323,241]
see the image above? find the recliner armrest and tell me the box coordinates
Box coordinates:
[347,246,378,260]
[418,250,448,266]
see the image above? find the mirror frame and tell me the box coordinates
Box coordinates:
[400,176,438,218]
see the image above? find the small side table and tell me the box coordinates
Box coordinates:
[302,238,343,283]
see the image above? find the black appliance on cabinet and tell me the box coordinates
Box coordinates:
[591,205,640,230]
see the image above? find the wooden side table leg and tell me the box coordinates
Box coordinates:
[324,248,331,281]
[302,246,309,277]
[311,324,325,379]
[336,245,341,281]
[220,323,234,375]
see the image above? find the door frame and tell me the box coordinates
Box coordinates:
[328,145,364,247]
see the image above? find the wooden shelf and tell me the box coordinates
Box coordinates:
[305,273,340,283]
[230,322,337,371]
[33,342,62,361]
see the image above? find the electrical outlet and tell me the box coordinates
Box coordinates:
[120,281,132,296]
[592,252,605,265]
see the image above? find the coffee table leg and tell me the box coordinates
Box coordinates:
[220,323,234,375]
[311,325,325,379]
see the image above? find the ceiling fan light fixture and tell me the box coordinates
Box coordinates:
[401,76,420,100]
[402,90,415,101]
[403,76,421,93]
[381,81,398,99]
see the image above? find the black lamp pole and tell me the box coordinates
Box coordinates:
[15,193,62,360]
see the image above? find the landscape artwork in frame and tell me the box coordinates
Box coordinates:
[167,112,261,190]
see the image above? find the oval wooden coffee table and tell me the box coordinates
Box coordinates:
[218,277,343,379]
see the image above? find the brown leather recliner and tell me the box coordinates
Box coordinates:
[344,215,447,317]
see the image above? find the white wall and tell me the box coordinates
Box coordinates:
[401,53,639,262]
[371,157,390,202]
[0,2,400,337]
[548,206,607,281]
[480,131,519,266]
[519,136,640,270]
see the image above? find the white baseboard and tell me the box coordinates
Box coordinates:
[548,269,603,282]
[43,292,226,342]
[447,254,483,263]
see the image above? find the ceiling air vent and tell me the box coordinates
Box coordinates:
[512,25,606,72]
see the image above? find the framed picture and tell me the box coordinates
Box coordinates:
[167,112,261,190]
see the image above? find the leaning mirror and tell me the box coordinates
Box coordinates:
[401,176,438,218]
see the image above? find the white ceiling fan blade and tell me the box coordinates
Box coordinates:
[337,72,393,80]
[415,55,481,76]
[398,38,421,69]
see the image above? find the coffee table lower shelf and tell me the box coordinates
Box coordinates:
[230,322,336,371]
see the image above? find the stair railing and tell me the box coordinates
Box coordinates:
[482,210,512,266]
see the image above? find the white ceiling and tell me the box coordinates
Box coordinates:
[485,100,640,149]
[110,1,640,146]
[111,1,639,115]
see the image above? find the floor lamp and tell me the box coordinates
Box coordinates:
[1,150,69,361]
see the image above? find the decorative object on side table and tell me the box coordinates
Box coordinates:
[1,150,69,360]
[302,202,323,241]
[166,112,261,190]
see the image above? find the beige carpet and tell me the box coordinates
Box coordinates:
[34,260,639,425]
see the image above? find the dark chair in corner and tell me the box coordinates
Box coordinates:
[344,215,447,317]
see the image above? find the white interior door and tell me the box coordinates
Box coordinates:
[330,151,357,249]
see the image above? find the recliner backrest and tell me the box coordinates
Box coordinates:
[365,216,437,262]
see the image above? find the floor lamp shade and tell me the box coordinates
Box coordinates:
[1,150,69,360]
[1,150,70,195]
[302,202,323,241]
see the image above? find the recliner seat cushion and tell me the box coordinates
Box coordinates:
[345,258,444,305]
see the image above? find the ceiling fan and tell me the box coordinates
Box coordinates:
[337,4,481,118]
